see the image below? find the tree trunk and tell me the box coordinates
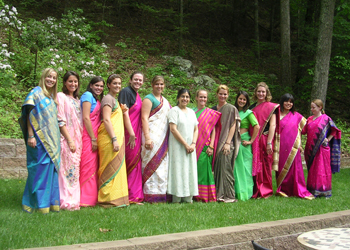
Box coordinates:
[254,0,260,60]
[179,0,183,54]
[280,0,291,89]
[269,0,276,42]
[310,0,336,108]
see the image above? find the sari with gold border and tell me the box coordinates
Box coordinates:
[18,86,61,213]
[97,101,129,207]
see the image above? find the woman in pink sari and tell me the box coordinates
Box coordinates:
[302,99,341,197]
[80,76,104,207]
[57,71,83,210]
[276,93,314,200]
[118,71,144,204]
[249,82,280,199]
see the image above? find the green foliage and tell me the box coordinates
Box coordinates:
[335,119,350,154]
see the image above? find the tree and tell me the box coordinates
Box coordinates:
[280,0,291,88]
[310,0,336,107]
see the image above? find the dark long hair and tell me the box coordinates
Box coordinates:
[279,93,295,113]
[234,90,250,112]
[62,71,80,99]
[176,88,191,106]
[86,76,105,101]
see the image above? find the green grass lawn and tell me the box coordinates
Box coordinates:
[1,169,350,249]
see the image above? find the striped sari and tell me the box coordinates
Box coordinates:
[142,96,170,203]
[97,101,129,207]
[193,107,221,202]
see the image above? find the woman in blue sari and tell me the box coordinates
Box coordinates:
[18,68,61,213]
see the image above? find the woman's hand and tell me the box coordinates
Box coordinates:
[112,140,120,152]
[266,143,273,154]
[28,137,36,148]
[242,140,252,146]
[185,143,195,154]
[145,139,154,150]
[322,138,329,146]
[299,146,304,153]
[91,139,98,151]
[206,146,213,156]
[222,143,230,155]
[68,141,76,153]
[127,134,136,149]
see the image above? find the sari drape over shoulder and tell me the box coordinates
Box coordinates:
[276,112,312,198]
[250,101,280,198]
[80,100,101,206]
[194,107,221,202]
[98,101,129,207]
[18,86,61,213]
[57,92,83,210]
[302,114,341,197]
[125,93,144,203]
[141,96,171,203]
[213,104,240,201]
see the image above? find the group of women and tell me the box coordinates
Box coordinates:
[19,67,342,213]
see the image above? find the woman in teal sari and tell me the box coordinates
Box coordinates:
[18,68,61,213]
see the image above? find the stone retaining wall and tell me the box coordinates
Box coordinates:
[1,137,350,179]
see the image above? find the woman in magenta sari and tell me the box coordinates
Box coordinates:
[57,71,83,210]
[249,82,280,199]
[276,93,314,199]
[193,90,221,202]
[302,99,341,197]
[118,71,144,204]
[141,76,171,203]
[80,76,104,207]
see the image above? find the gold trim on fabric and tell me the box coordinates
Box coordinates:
[22,204,34,213]
[276,117,306,187]
[38,207,50,214]
[50,205,60,212]
[98,195,129,208]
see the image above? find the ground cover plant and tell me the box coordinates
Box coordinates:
[1,169,349,249]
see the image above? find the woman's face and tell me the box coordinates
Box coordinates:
[178,92,190,108]
[129,73,144,92]
[108,78,122,95]
[237,94,247,109]
[196,91,207,107]
[217,89,228,103]
[64,75,78,96]
[256,86,267,102]
[45,71,57,90]
[311,102,322,116]
[152,80,164,95]
[283,99,293,112]
[90,81,104,96]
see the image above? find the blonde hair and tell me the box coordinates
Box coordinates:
[196,89,208,97]
[216,84,229,94]
[253,82,272,102]
[312,99,325,114]
[39,68,58,104]
[151,75,164,86]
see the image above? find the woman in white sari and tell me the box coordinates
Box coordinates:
[141,76,171,203]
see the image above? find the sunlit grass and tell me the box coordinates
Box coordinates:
[1,169,349,249]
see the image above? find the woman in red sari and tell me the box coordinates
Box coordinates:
[302,99,341,197]
[249,82,280,199]
[80,76,104,207]
[276,93,314,199]
[118,71,144,204]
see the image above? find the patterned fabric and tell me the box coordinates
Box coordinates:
[302,114,341,197]
[57,92,83,210]
[18,86,61,213]
[193,107,221,202]
[141,96,170,203]
[97,100,129,207]
[80,93,101,206]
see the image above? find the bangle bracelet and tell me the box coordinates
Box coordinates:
[209,145,214,150]
[91,138,97,142]
[28,135,35,139]
[191,142,196,145]
[225,142,230,145]
[267,142,272,145]
[68,141,73,143]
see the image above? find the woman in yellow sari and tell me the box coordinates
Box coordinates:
[97,74,129,207]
